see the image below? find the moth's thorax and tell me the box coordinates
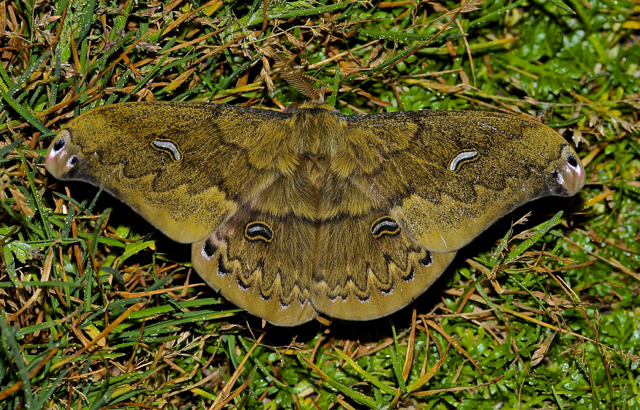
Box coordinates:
[305,155,331,189]
[289,103,344,156]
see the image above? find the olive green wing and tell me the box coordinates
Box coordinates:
[45,101,296,244]
[336,110,586,253]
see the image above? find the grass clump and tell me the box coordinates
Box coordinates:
[1,0,640,409]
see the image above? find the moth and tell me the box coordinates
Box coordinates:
[45,102,585,326]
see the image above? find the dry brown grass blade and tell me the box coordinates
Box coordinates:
[163,66,198,92]
[210,329,268,410]
[0,347,59,401]
[51,301,145,370]
[412,375,504,397]
[0,0,6,34]
[407,342,451,392]
[466,258,503,294]
[212,377,252,410]
[160,24,230,55]
[167,367,221,398]
[162,0,223,35]
[425,319,483,376]
[531,331,556,366]
[7,247,53,321]
[563,235,640,282]
[402,306,417,382]
[116,284,208,298]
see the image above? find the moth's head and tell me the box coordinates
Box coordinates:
[546,144,586,197]
[45,129,82,180]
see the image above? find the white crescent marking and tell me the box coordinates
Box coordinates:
[449,150,479,171]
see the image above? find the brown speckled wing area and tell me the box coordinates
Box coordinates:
[191,210,317,326]
[311,216,456,321]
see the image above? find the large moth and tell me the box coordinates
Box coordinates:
[46,102,585,326]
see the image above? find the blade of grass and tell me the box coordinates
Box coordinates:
[334,349,398,396]
[505,211,564,263]
[299,354,379,409]
[0,310,34,407]
[0,88,50,133]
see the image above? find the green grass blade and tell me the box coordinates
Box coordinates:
[505,211,564,263]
